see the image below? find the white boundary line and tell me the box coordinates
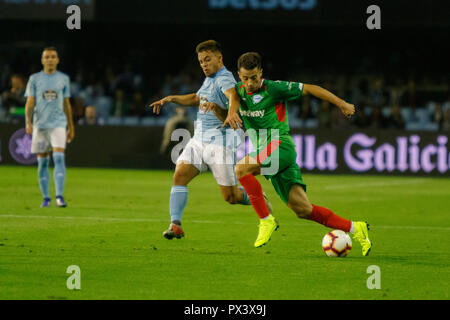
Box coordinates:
[0,214,449,231]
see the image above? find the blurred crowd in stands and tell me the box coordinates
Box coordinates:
[1,54,449,132]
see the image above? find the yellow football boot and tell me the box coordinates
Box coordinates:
[254,214,279,248]
[353,221,372,256]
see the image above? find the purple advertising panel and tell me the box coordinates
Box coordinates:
[236,130,450,176]
[1,124,449,176]
[7,128,37,165]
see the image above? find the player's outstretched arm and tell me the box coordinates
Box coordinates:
[200,87,241,124]
[25,96,35,135]
[149,93,200,115]
[210,103,228,122]
[222,88,243,130]
[303,84,355,118]
[63,98,75,143]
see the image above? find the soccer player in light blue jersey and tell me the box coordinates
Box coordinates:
[150,40,272,239]
[25,47,75,208]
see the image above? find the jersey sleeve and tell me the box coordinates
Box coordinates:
[24,75,36,98]
[217,74,236,94]
[268,80,304,101]
[63,76,71,98]
[212,74,235,109]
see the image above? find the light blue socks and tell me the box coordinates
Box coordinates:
[52,152,66,197]
[37,156,50,199]
[170,185,188,223]
[168,185,249,224]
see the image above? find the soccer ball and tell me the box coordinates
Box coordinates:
[322,230,352,257]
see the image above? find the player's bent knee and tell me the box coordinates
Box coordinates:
[53,148,65,153]
[173,171,189,186]
[234,165,245,179]
[38,152,50,158]
[235,164,255,178]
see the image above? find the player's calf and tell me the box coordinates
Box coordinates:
[287,185,313,219]
[288,203,312,219]
[288,198,313,219]
[221,186,241,205]
[224,193,239,204]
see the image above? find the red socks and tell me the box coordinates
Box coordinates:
[308,204,352,232]
[238,173,351,232]
[238,174,270,219]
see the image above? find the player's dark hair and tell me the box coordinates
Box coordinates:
[196,40,222,54]
[238,52,262,70]
[43,46,58,54]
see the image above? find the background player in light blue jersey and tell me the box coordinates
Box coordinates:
[25,47,75,208]
[150,40,272,239]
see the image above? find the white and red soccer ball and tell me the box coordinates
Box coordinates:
[322,230,352,257]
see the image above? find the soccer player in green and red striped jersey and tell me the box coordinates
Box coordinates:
[223,52,372,256]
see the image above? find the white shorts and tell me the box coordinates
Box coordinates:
[176,138,238,186]
[31,127,66,154]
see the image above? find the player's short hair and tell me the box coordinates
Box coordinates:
[43,47,58,54]
[238,52,262,70]
[196,40,222,54]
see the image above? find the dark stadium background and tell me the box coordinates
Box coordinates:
[1,0,449,176]
[1,0,450,305]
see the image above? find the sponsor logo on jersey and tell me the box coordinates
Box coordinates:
[199,95,209,114]
[200,95,208,104]
[43,90,57,101]
[252,94,263,104]
[239,109,265,118]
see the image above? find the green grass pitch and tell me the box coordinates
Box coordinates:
[0,165,449,300]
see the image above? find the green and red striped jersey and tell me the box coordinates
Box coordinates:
[235,78,304,150]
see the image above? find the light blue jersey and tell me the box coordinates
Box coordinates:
[194,66,243,150]
[25,70,71,129]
